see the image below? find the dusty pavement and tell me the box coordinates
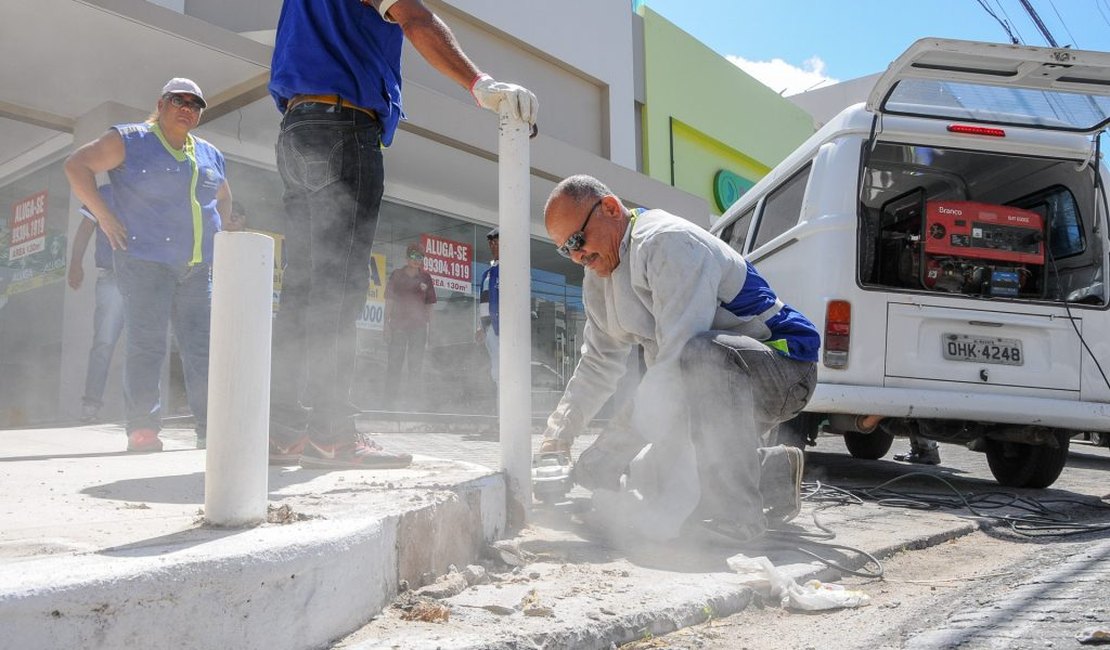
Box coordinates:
[331,436,1110,649]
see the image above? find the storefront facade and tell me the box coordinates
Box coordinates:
[0,0,712,425]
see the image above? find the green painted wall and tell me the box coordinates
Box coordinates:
[640,8,816,216]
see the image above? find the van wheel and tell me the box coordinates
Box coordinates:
[985,432,1070,489]
[843,430,894,460]
[771,412,822,450]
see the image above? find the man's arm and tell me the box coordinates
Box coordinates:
[215,181,233,232]
[67,218,97,290]
[386,0,537,124]
[64,131,128,250]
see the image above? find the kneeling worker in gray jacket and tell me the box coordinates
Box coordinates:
[541,174,820,544]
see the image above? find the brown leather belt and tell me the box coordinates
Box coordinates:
[286,94,377,120]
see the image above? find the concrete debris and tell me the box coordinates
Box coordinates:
[265,504,311,525]
[1077,627,1110,644]
[414,572,469,600]
[396,595,450,623]
[489,539,534,566]
[463,564,489,586]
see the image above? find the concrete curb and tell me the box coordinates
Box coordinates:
[0,473,506,650]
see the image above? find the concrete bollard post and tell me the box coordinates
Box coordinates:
[497,105,533,520]
[205,231,274,527]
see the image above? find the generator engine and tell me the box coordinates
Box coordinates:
[898,201,1045,297]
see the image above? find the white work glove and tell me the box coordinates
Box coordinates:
[470,74,538,125]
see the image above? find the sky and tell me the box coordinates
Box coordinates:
[640,0,1110,96]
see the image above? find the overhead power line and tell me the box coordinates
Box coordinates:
[1017,0,1060,47]
[975,0,1020,43]
[1045,0,1080,48]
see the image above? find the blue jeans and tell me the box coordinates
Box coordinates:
[272,103,385,445]
[114,253,211,436]
[82,268,125,408]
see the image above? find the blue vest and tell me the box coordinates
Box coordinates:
[107,122,225,267]
[269,0,405,146]
[721,264,821,363]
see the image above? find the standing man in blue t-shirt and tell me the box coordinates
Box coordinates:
[267,0,538,470]
[476,228,500,384]
[65,78,231,453]
[68,185,124,424]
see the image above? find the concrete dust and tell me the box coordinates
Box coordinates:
[645,531,1041,649]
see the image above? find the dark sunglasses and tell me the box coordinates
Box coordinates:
[407,251,424,260]
[556,198,604,258]
[164,94,205,112]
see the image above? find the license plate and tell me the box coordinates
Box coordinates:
[942,333,1023,366]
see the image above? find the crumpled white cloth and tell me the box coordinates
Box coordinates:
[727,555,872,611]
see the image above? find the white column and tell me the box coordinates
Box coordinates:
[497,106,533,519]
[204,231,274,527]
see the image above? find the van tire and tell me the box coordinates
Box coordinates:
[843,430,894,460]
[985,432,1070,488]
[772,412,822,450]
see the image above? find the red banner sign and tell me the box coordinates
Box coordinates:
[420,234,473,295]
[9,191,48,261]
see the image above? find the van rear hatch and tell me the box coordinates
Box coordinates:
[866,38,1110,134]
[885,302,1081,393]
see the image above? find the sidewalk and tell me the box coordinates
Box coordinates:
[0,423,506,650]
[1,422,1108,650]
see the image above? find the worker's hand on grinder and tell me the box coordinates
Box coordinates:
[470,74,538,125]
[538,437,571,454]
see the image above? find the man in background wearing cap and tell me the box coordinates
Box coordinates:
[383,243,438,410]
[476,228,501,385]
[65,78,231,453]
[267,0,537,468]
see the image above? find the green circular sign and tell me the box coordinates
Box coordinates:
[713,169,754,212]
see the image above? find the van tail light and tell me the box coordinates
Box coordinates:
[947,124,1006,138]
[824,300,851,369]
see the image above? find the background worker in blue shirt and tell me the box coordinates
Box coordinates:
[65,78,231,453]
[68,185,123,424]
[267,0,538,469]
[477,228,501,384]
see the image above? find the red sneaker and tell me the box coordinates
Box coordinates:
[299,434,412,470]
[269,436,307,466]
[126,428,163,453]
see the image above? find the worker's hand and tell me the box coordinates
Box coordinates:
[470,74,538,125]
[67,263,84,290]
[98,213,128,251]
[539,437,571,454]
[475,327,485,344]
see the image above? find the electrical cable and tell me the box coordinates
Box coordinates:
[1044,0,1080,47]
[977,0,1022,43]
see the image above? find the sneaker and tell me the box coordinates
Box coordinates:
[126,428,163,453]
[299,433,413,470]
[893,448,941,465]
[761,444,804,524]
[269,436,307,465]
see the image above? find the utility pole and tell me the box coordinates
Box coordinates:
[1017,0,1060,47]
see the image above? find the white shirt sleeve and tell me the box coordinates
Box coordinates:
[373,0,401,22]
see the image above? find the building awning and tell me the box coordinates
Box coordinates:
[0,0,272,177]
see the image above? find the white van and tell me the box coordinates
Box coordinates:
[709,38,1110,488]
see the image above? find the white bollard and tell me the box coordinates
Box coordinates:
[497,105,533,519]
[205,231,274,527]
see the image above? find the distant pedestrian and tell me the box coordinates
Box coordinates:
[476,228,500,383]
[64,77,232,452]
[384,243,437,409]
[68,185,123,423]
[266,0,536,468]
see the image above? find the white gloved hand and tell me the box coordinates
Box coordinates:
[470,74,538,125]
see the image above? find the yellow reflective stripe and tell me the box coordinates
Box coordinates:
[765,338,789,355]
[149,122,204,265]
[183,136,202,266]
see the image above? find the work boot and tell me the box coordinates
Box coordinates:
[760,444,804,524]
[893,447,941,465]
